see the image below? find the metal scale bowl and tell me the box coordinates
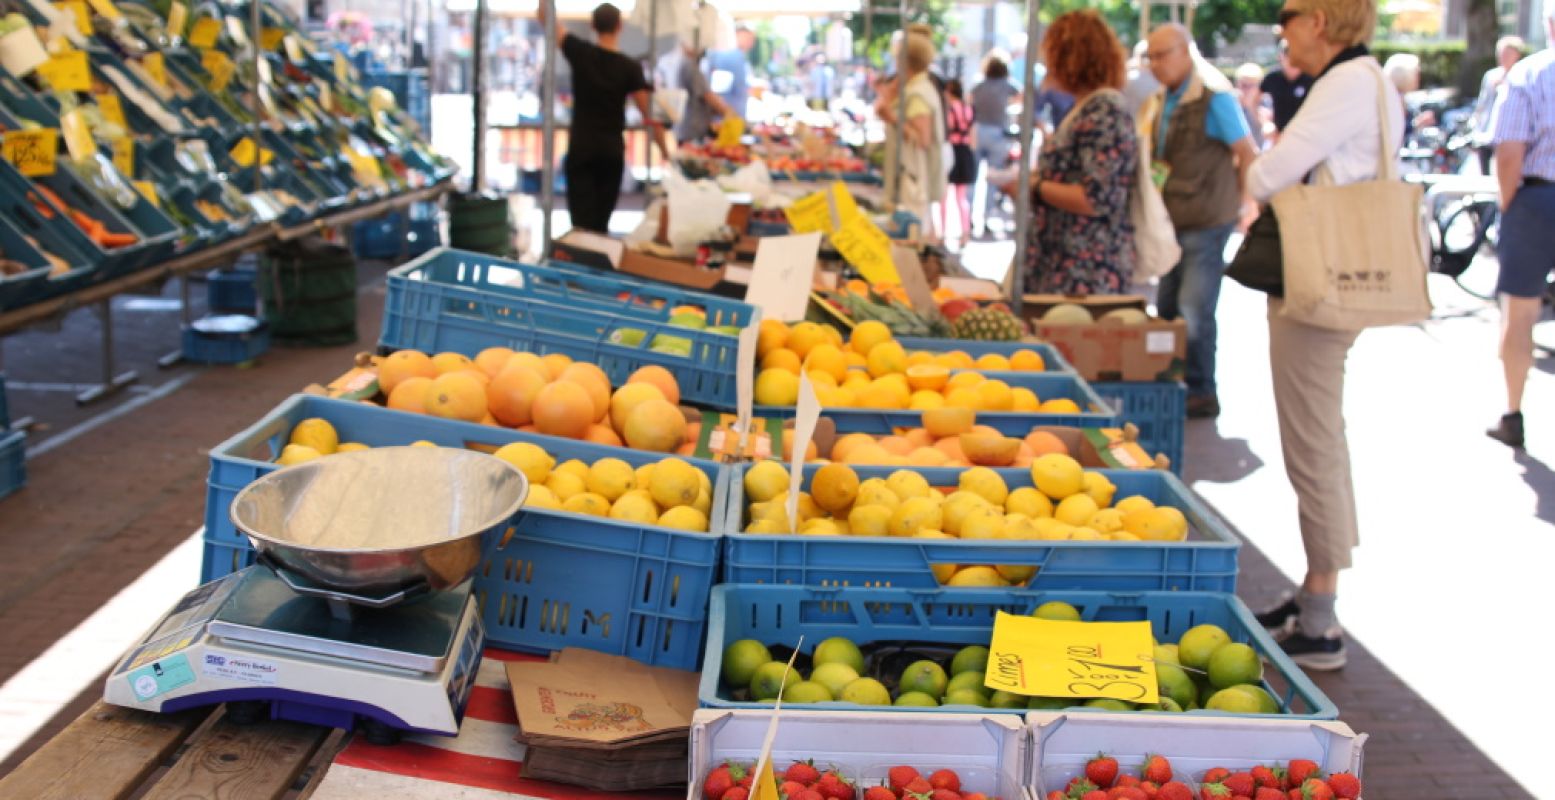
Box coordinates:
[105,447,527,742]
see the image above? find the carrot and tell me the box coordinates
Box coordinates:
[98,232,138,248]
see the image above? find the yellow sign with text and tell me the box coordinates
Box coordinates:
[37,51,91,92]
[715,116,744,149]
[111,137,133,177]
[201,48,234,92]
[984,612,1159,703]
[830,213,899,285]
[187,17,220,48]
[95,92,127,129]
[229,136,273,167]
[782,189,833,234]
[60,109,96,164]
[2,129,59,177]
[55,1,90,35]
[143,53,167,87]
[259,27,286,51]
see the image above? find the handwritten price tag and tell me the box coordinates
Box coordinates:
[55,1,91,35]
[111,137,133,177]
[37,51,91,92]
[782,189,833,234]
[259,27,286,51]
[201,48,234,92]
[985,611,1159,703]
[2,129,59,176]
[95,92,127,128]
[830,214,899,285]
[715,116,745,149]
[187,17,220,48]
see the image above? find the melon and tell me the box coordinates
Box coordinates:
[1101,308,1151,325]
[1041,303,1094,324]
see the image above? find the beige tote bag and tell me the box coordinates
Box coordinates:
[1269,62,1432,332]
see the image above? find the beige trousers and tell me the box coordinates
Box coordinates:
[1267,298,1361,573]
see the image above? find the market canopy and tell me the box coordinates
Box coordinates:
[442,0,863,18]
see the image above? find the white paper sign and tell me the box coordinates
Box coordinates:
[892,243,939,315]
[745,232,822,321]
[735,322,759,454]
[784,372,821,532]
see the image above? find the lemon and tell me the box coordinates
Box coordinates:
[995,563,1036,583]
[745,518,787,534]
[289,418,339,455]
[959,507,1007,539]
[1114,495,1156,515]
[586,457,636,501]
[693,487,713,515]
[756,368,800,405]
[276,443,322,466]
[609,492,659,524]
[524,484,561,510]
[1054,493,1101,527]
[1005,487,1054,518]
[1088,508,1127,534]
[635,462,656,489]
[866,341,907,378]
[744,460,789,503]
[1082,472,1117,507]
[947,566,1007,587]
[1030,453,1084,499]
[563,492,611,517]
[336,442,369,453]
[794,491,825,521]
[800,518,845,535]
[889,497,943,537]
[811,463,861,515]
[1004,515,1041,540]
[855,478,901,510]
[847,504,893,537]
[942,491,991,535]
[650,457,702,510]
[409,440,438,448]
[1033,518,1073,540]
[1070,527,1104,541]
[885,469,933,501]
[1126,506,1189,541]
[555,459,591,481]
[659,505,709,532]
[849,319,893,355]
[959,467,1010,506]
[546,471,586,501]
[493,442,554,483]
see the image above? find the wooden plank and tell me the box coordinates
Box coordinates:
[0,700,211,800]
[141,710,330,800]
[294,730,350,800]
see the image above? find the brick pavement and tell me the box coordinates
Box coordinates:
[0,260,1534,797]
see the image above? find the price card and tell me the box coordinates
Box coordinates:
[745,232,822,321]
[734,322,758,457]
[224,17,248,48]
[187,17,220,48]
[283,34,305,63]
[37,51,91,92]
[94,92,126,128]
[111,136,133,176]
[343,145,385,189]
[715,116,744,149]
[229,137,273,167]
[745,645,801,800]
[85,0,120,20]
[55,1,90,35]
[167,2,187,36]
[201,49,234,92]
[131,179,157,206]
[830,214,899,285]
[2,129,59,176]
[892,243,938,313]
[259,27,285,51]
[984,611,1159,703]
[782,189,833,234]
[60,109,96,164]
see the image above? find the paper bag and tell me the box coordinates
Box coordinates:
[664,169,731,256]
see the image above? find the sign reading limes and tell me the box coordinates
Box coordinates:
[2,129,59,176]
[715,116,744,149]
[984,611,1159,703]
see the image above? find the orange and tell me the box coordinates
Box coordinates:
[849,320,894,355]
[902,428,934,449]
[621,398,687,452]
[803,343,849,383]
[845,351,868,369]
[945,387,983,410]
[761,348,802,374]
[1011,387,1040,411]
[877,436,913,456]
[960,433,1019,466]
[934,436,968,464]
[583,424,623,447]
[841,443,893,465]
[474,347,516,377]
[908,390,945,410]
[975,353,1012,371]
[830,432,876,462]
[532,380,595,438]
[905,350,935,368]
[945,371,986,392]
[431,352,475,375]
[559,362,611,421]
[907,447,950,467]
[539,353,573,380]
[505,351,548,375]
[610,382,667,433]
[1025,430,1071,456]
[786,322,830,360]
[424,372,488,422]
[806,370,839,389]
[936,350,975,370]
[756,318,789,357]
[1039,398,1082,414]
[969,425,1003,438]
[486,366,548,427]
[628,365,680,405]
[1009,349,1046,371]
[865,341,907,378]
[781,429,819,461]
[855,380,907,409]
[922,406,976,439]
[976,379,1015,412]
[378,350,437,395]
[905,364,950,391]
[386,375,434,414]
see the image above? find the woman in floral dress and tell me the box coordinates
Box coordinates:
[1018,10,1137,295]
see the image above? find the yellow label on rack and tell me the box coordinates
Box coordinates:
[224,16,248,47]
[2,129,59,176]
[55,1,91,35]
[283,33,305,63]
[333,52,350,84]
[318,82,333,112]
[830,213,899,285]
[85,0,120,20]
[187,17,220,48]
[830,181,860,222]
[111,136,133,176]
[984,612,1159,703]
[201,48,234,92]
[60,108,96,164]
[131,179,157,206]
[259,27,285,51]
[94,91,126,128]
[715,116,744,149]
[142,52,166,87]
[36,50,91,92]
[229,136,273,167]
[782,188,832,234]
[166,1,187,37]
[344,145,385,189]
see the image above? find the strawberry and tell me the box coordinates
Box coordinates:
[705,768,738,800]
[1067,778,1099,797]
[963,793,988,800]
[795,790,824,800]
[1046,793,1065,800]
[1116,776,1141,789]
[904,778,934,797]
[929,790,961,800]
[740,773,755,789]
[1199,784,1230,800]
[787,762,822,786]
[1284,761,1319,790]
[1107,788,1148,800]
[1085,755,1120,790]
[724,789,751,800]
[929,770,962,793]
[1222,774,1254,797]
[867,787,898,800]
[1323,773,1359,800]
[889,767,922,795]
[1138,782,1160,800]
[1253,790,1285,800]
[818,773,857,800]
[1296,780,1332,800]
[1249,767,1280,790]
[1201,768,1230,785]
[1156,782,1194,800]
[781,782,809,797]
[1081,792,1108,800]
[1142,755,1172,785]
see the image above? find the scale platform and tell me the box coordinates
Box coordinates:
[104,567,485,740]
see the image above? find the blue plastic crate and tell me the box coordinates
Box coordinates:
[699,585,1335,720]
[756,372,1116,433]
[1090,382,1186,476]
[723,464,1239,591]
[0,428,24,501]
[203,394,729,667]
[353,210,441,261]
[182,320,270,364]
[0,372,8,431]
[894,338,1074,373]
[206,267,257,311]
[0,213,54,313]
[201,536,258,583]
[382,248,755,409]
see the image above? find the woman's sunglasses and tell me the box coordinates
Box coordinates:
[1277,8,1305,27]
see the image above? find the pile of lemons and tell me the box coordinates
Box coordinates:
[493,443,714,533]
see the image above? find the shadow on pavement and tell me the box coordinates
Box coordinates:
[1515,450,1555,525]
[1183,419,1265,484]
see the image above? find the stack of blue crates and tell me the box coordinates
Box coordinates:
[352,202,441,261]
[0,372,23,501]
[362,69,429,131]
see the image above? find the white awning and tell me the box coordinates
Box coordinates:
[441,0,861,18]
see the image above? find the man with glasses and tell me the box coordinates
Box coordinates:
[1142,24,1259,419]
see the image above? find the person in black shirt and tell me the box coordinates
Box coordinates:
[1258,42,1313,136]
[543,3,668,232]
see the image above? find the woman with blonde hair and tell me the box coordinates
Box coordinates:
[880,30,945,227]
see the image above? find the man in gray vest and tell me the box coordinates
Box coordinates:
[1143,24,1259,419]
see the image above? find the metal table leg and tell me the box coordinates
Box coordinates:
[76,300,139,405]
[158,275,194,369]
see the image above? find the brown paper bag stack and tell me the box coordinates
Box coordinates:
[507,648,700,791]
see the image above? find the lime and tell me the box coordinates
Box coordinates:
[1155,697,1185,712]
[949,645,990,676]
[723,639,773,688]
[1155,663,1198,709]
[1084,697,1135,711]
[895,691,940,707]
[814,637,866,674]
[943,687,990,707]
[750,661,792,701]
[1228,683,1280,714]
[989,690,1027,709]
[782,680,833,703]
[1204,686,1264,714]
[809,662,860,698]
[1177,624,1231,670]
[946,670,986,696]
[1032,601,1082,621]
[1153,643,1180,665]
[1027,696,1072,710]
[838,677,892,705]
[1207,642,1263,689]
[899,660,949,698]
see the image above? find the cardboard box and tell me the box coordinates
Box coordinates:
[550,231,728,290]
[1022,295,1187,383]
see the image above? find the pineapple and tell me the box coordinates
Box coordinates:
[952,307,1024,341]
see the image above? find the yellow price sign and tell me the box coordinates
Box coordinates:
[60,108,97,164]
[984,611,1159,703]
[142,52,166,87]
[111,137,133,177]
[2,129,60,176]
[334,53,351,85]
[166,1,187,37]
[54,1,91,35]
[229,136,273,167]
[283,34,305,63]
[782,189,834,234]
[715,116,745,149]
[830,181,861,222]
[829,214,899,285]
[259,27,286,51]
[95,92,127,129]
[187,17,220,48]
[36,50,91,92]
[131,179,158,206]
[85,0,120,20]
[201,48,234,92]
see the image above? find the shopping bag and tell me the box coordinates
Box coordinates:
[1129,129,1181,282]
[662,169,731,255]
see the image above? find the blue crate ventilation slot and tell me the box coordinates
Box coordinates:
[380,248,756,409]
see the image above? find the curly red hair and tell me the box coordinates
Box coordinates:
[1042,10,1127,95]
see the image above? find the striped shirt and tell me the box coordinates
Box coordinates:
[1490,48,1555,181]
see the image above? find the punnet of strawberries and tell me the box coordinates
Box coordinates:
[1044,754,1361,800]
[701,762,1001,800]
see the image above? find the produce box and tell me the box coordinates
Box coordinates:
[550,231,728,290]
[381,248,751,409]
[1028,713,1364,797]
[689,709,1026,800]
[202,394,728,668]
[1020,296,1187,383]
[723,464,1237,591]
[699,586,1336,720]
